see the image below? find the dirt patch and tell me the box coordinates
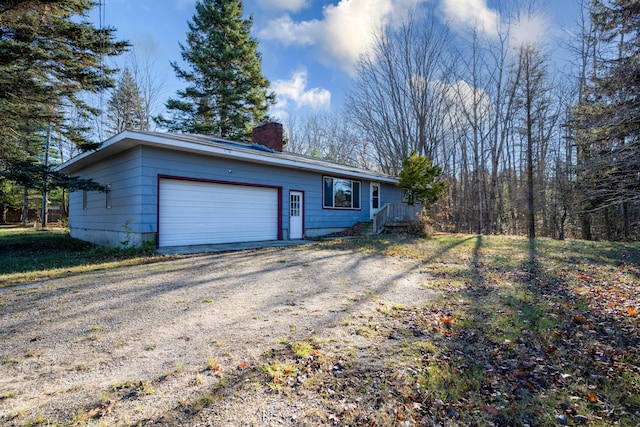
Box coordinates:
[0,243,437,426]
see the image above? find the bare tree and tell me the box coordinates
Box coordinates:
[127,52,166,132]
[283,111,368,168]
[346,11,452,175]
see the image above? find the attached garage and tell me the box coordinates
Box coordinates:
[158,177,280,247]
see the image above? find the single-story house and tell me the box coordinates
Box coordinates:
[56,122,403,248]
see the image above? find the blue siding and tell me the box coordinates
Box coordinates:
[69,144,402,246]
[381,182,403,205]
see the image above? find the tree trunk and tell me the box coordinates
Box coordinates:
[22,185,29,226]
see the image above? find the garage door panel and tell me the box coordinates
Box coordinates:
[159,179,279,247]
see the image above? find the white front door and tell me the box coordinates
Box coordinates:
[289,191,303,239]
[370,183,381,219]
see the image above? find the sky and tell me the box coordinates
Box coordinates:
[89,0,581,122]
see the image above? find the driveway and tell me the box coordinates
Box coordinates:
[0,243,436,426]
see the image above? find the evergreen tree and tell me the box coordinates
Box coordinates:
[106,68,146,135]
[0,0,128,153]
[572,0,640,225]
[398,151,446,206]
[0,0,127,224]
[156,0,274,140]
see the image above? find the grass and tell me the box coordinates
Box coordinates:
[309,233,640,426]
[0,225,163,287]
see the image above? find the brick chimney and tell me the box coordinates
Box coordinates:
[252,122,283,152]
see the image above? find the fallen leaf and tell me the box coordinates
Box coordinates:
[482,404,499,415]
[210,364,223,376]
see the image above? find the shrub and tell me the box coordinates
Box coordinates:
[406,213,434,238]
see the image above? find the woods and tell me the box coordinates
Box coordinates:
[332,1,639,241]
[0,0,637,240]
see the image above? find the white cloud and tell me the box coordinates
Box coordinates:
[271,69,331,118]
[260,0,426,74]
[443,79,493,125]
[510,13,549,47]
[256,0,310,12]
[439,0,499,37]
[261,15,317,46]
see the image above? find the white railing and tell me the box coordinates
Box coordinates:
[373,203,422,234]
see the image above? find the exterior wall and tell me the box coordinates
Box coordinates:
[380,182,404,205]
[69,144,403,246]
[68,147,152,247]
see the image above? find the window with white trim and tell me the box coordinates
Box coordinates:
[82,190,87,210]
[323,177,361,209]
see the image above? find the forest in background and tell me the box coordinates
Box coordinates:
[286,0,639,241]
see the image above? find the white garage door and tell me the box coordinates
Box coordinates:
[159,178,279,247]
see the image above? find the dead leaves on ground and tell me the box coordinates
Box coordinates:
[66,237,639,426]
[362,257,640,426]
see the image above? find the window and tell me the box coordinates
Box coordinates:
[323,177,361,209]
[290,193,301,217]
[82,190,87,210]
[105,184,111,209]
[372,184,380,210]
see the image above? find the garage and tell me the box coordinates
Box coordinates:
[158,178,280,247]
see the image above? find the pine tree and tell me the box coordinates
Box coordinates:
[106,68,146,135]
[156,0,274,140]
[0,0,129,153]
[572,0,639,238]
[0,0,128,224]
[398,151,446,206]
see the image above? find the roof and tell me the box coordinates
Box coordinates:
[56,130,398,184]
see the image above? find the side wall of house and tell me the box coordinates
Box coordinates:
[68,147,152,247]
[380,182,404,206]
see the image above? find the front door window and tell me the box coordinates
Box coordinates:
[370,183,381,219]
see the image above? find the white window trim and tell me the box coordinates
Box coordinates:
[323,176,361,210]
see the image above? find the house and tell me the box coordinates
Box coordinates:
[56,122,403,248]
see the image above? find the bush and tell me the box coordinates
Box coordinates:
[405,213,434,238]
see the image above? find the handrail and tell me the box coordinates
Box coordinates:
[373,203,421,234]
[373,204,390,234]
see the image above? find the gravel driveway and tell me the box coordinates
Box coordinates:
[0,243,436,426]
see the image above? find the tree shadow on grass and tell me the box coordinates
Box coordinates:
[330,234,640,426]
[6,232,636,426]
[418,236,640,426]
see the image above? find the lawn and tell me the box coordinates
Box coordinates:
[1,228,639,425]
[0,225,161,287]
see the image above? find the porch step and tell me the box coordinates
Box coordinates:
[383,222,410,233]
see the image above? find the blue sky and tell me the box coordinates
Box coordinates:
[90,0,581,121]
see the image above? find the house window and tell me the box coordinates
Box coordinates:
[82,190,87,210]
[105,184,111,209]
[323,177,361,209]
